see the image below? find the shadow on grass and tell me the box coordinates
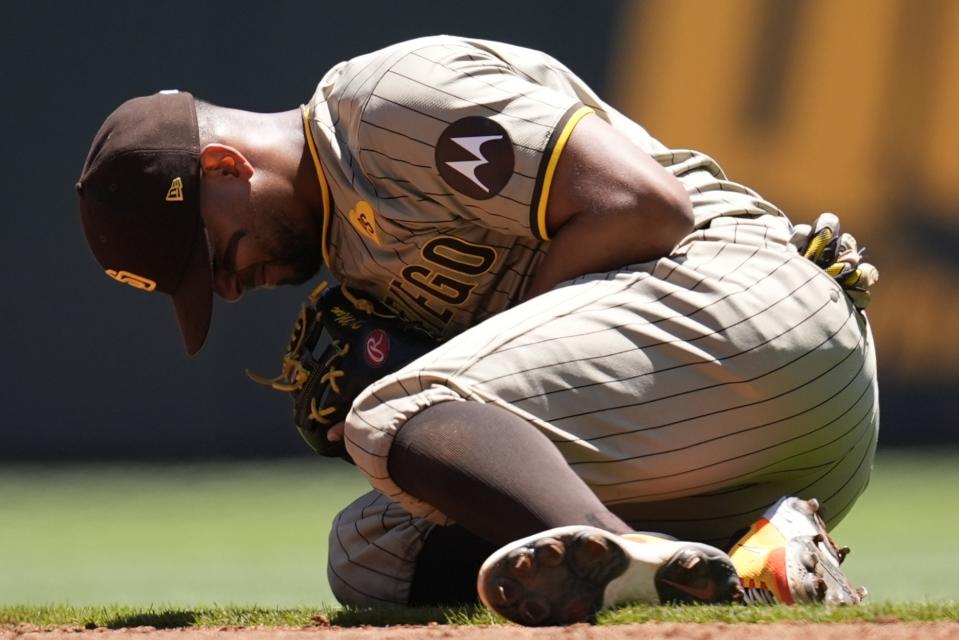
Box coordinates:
[329,604,496,627]
[105,611,198,629]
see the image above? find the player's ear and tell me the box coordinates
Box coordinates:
[199,144,254,181]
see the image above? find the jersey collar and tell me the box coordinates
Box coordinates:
[300,104,332,268]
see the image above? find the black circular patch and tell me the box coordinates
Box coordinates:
[435,117,514,200]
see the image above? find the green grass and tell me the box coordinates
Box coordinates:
[0,603,496,628]
[0,460,370,606]
[1,602,957,628]
[596,601,959,624]
[827,452,959,601]
[0,451,957,617]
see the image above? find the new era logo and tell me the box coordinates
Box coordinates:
[166,177,184,202]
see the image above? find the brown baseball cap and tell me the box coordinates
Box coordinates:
[76,90,213,355]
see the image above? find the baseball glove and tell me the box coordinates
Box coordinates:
[247,282,441,462]
[789,212,879,310]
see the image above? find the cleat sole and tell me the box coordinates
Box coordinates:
[479,526,740,626]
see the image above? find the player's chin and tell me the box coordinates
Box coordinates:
[260,258,321,289]
[278,250,323,286]
[277,267,319,287]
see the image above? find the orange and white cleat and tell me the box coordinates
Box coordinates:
[729,497,867,605]
[477,525,743,626]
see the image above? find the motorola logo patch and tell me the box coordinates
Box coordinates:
[435,117,514,200]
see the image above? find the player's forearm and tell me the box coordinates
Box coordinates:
[523,195,693,300]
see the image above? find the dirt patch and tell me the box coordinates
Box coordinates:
[3,622,958,640]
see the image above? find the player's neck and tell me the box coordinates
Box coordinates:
[287,108,327,221]
[253,108,327,223]
[208,107,325,221]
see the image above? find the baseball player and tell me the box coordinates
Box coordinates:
[77,36,878,624]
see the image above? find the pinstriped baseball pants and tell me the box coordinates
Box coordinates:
[328,213,879,606]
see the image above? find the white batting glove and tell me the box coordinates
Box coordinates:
[789,212,879,311]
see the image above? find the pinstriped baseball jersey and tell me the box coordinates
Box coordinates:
[303,35,782,338]
[303,37,879,606]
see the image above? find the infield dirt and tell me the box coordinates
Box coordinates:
[4,622,959,640]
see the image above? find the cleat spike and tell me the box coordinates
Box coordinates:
[581,533,609,555]
[493,578,520,606]
[800,550,818,571]
[799,575,819,601]
[815,577,827,601]
[731,583,746,604]
[520,598,550,625]
[533,538,565,567]
[511,550,534,575]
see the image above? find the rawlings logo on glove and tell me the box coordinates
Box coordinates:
[247,283,441,462]
[365,329,390,367]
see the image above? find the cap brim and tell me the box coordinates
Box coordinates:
[172,223,213,355]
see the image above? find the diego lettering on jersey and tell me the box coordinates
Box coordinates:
[435,117,514,200]
[387,236,498,335]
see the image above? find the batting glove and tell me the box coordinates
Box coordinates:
[789,212,879,311]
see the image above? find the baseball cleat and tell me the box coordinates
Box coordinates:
[477,525,743,625]
[729,496,867,605]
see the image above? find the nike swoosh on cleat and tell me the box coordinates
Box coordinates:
[739,544,767,555]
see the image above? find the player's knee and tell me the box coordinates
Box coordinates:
[326,493,436,607]
[326,560,391,608]
[326,551,365,607]
[326,516,407,608]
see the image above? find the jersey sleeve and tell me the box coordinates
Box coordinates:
[351,40,593,240]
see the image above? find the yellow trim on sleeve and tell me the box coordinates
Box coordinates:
[536,106,594,240]
[301,105,332,268]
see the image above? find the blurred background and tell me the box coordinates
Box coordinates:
[1,0,956,608]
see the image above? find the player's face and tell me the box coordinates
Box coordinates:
[201,176,323,302]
